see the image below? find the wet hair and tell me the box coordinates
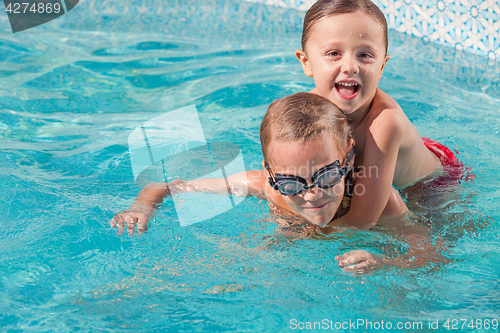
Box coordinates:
[301,0,388,55]
[260,92,352,165]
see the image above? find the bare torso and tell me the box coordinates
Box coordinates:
[342,88,441,188]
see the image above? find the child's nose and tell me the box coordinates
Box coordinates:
[302,185,323,200]
[341,57,358,74]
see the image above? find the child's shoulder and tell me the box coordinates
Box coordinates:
[355,88,414,155]
[366,88,410,136]
[370,88,404,119]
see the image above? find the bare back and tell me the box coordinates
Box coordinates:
[351,88,441,188]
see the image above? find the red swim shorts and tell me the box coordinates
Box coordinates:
[422,137,474,182]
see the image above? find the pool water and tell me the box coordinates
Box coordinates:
[1,0,500,331]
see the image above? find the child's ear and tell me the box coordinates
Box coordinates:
[347,138,356,166]
[295,49,314,77]
[348,137,356,150]
[379,54,390,79]
[261,160,265,169]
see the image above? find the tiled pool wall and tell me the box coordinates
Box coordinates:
[245,0,500,61]
[4,0,493,62]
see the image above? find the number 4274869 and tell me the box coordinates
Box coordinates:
[5,2,62,14]
[443,319,498,330]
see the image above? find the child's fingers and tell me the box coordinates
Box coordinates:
[109,216,117,228]
[336,251,382,273]
[341,260,374,272]
[110,211,150,236]
[336,251,362,266]
[137,219,149,234]
[125,215,138,235]
[116,219,125,235]
[110,214,125,234]
[337,256,362,267]
[336,251,373,267]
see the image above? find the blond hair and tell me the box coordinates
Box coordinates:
[260,92,352,164]
[301,0,388,55]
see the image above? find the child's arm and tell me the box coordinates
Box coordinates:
[335,218,450,272]
[336,237,448,272]
[110,170,267,235]
[335,107,405,228]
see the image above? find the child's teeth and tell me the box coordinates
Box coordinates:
[336,82,360,97]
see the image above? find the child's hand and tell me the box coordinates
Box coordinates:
[109,207,152,235]
[335,250,385,272]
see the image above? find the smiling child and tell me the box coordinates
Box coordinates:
[295,0,466,228]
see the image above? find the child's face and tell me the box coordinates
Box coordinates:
[268,132,346,226]
[296,11,389,116]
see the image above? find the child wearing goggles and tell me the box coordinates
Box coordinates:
[111,93,418,272]
[258,92,407,228]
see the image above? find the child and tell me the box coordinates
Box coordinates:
[110,93,412,271]
[295,0,466,229]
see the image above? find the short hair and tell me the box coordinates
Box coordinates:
[260,92,352,165]
[301,0,388,55]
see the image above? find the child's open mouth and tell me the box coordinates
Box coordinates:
[335,82,360,100]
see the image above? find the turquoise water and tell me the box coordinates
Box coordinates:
[1,0,500,331]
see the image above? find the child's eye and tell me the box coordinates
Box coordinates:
[326,51,341,58]
[359,53,373,58]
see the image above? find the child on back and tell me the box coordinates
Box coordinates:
[111,93,411,271]
[295,0,464,228]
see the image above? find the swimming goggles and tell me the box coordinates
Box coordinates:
[265,147,355,196]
